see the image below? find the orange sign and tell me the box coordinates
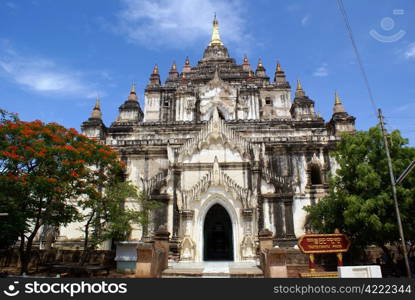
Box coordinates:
[298,233,351,254]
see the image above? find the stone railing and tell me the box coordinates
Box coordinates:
[262,167,293,194]
[141,169,171,196]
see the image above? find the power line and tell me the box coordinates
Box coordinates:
[337,0,412,278]
[336,0,378,117]
[378,109,412,278]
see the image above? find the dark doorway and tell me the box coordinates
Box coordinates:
[203,204,233,261]
[310,164,322,185]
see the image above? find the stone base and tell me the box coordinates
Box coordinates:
[274,237,297,248]
[162,262,263,278]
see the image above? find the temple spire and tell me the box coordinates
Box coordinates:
[149,64,161,86]
[276,61,282,72]
[257,58,263,68]
[242,55,251,72]
[335,91,341,105]
[91,96,102,119]
[209,14,223,46]
[274,61,287,84]
[296,79,302,91]
[94,96,100,109]
[130,81,136,94]
[128,82,138,101]
[153,64,159,75]
[255,58,267,78]
[182,56,191,73]
[333,91,346,114]
[295,79,305,97]
[166,61,179,83]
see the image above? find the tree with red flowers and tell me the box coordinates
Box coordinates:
[0,118,128,274]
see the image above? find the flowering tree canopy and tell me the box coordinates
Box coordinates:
[0,119,125,273]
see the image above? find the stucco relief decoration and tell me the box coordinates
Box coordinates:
[180,156,255,210]
[176,107,252,162]
[199,67,236,120]
[241,235,256,260]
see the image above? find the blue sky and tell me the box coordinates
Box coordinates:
[1,0,415,144]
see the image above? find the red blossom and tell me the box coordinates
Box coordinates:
[64,145,77,152]
[2,151,21,160]
[70,171,79,178]
[69,128,78,135]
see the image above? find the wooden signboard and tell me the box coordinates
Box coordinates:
[298,233,351,254]
[298,231,351,277]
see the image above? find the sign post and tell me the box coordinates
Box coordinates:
[298,230,351,277]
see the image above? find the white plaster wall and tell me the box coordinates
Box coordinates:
[59,220,85,241]
[259,90,291,118]
[181,170,210,189]
[125,198,144,240]
[292,197,312,237]
[144,94,160,122]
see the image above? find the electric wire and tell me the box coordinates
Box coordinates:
[336,0,378,118]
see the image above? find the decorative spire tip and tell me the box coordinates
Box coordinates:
[335,91,341,105]
[296,79,303,90]
[276,61,282,72]
[209,14,223,46]
[95,96,100,109]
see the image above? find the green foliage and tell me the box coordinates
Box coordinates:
[305,127,415,249]
[0,108,18,123]
[79,181,160,252]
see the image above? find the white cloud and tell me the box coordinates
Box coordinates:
[301,14,310,26]
[113,0,248,49]
[393,103,415,113]
[313,63,329,77]
[404,43,415,59]
[0,43,102,98]
[5,2,18,9]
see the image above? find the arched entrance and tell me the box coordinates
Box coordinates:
[203,204,234,261]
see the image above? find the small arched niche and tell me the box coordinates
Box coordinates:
[309,163,323,185]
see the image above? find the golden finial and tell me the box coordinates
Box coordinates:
[91,96,102,119]
[258,58,263,68]
[295,79,305,97]
[185,56,190,66]
[296,79,303,91]
[276,61,282,72]
[153,64,159,74]
[94,96,100,109]
[335,91,341,105]
[172,61,177,70]
[209,14,223,46]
